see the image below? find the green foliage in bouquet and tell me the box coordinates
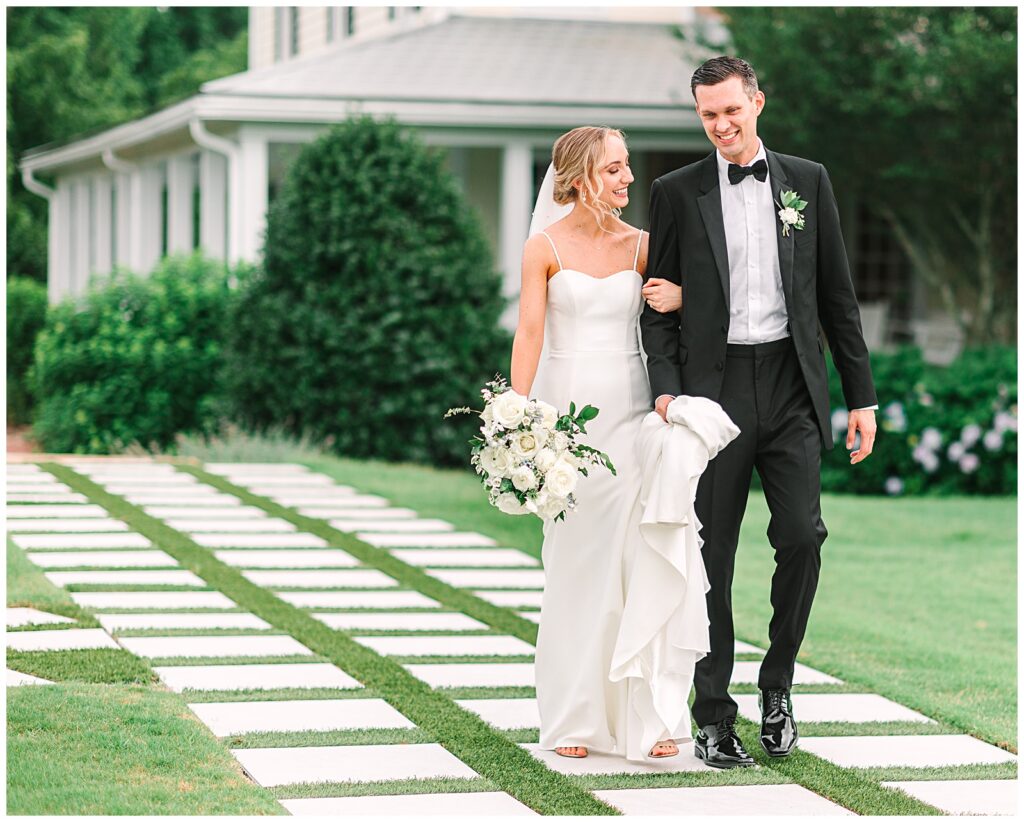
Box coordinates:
[822,346,1017,495]
[30,253,237,453]
[225,116,510,466]
[7,276,49,424]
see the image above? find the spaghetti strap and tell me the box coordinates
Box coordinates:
[633,229,644,271]
[541,231,563,272]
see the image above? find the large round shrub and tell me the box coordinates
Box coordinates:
[7,276,48,424]
[31,253,236,453]
[226,117,510,466]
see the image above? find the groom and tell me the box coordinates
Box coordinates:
[641,56,878,767]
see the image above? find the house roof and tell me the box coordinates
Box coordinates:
[22,15,706,173]
[203,15,700,108]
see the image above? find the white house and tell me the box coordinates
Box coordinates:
[20,5,719,324]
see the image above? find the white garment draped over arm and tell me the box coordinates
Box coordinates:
[609,395,740,752]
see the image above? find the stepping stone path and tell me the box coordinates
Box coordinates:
[7,459,1016,817]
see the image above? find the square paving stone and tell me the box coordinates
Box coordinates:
[517,611,540,623]
[801,734,1017,768]
[735,693,935,724]
[6,607,78,628]
[330,519,454,533]
[7,481,66,493]
[303,507,415,519]
[391,548,540,568]
[94,475,200,486]
[429,569,545,589]
[524,745,716,776]
[6,628,121,652]
[214,549,360,568]
[881,779,1017,816]
[248,485,357,498]
[44,569,205,588]
[191,533,328,548]
[594,784,854,815]
[358,532,497,548]
[225,475,337,487]
[119,634,315,659]
[168,519,297,533]
[122,493,242,506]
[7,669,55,686]
[731,661,840,686]
[457,698,540,729]
[188,698,414,735]
[314,612,486,631]
[143,505,268,519]
[7,504,109,518]
[356,635,534,657]
[7,518,130,533]
[7,492,89,503]
[203,462,311,473]
[281,792,537,816]
[12,533,152,550]
[406,662,535,688]
[70,591,237,610]
[473,590,545,608]
[243,569,397,589]
[28,550,179,569]
[97,613,271,631]
[233,743,477,787]
[270,493,386,507]
[278,590,441,609]
[155,662,360,692]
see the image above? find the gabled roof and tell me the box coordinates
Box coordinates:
[203,15,699,108]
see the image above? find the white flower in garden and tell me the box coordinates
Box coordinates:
[947,441,966,462]
[994,410,1018,433]
[495,493,529,516]
[912,445,939,474]
[510,430,541,460]
[491,390,528,428]
[479,446,514,478]
[545,457,579,499]
[983,429,1003,452]
[534,447,558,473]
[884,402,907,432]
[960,423,982,447]
[535,400,559,430]
[831,409,849,443]
[884,476,905,495]
[920,427,942,451]
[511,465,538,492]
[919,392,934,407]
[959,453,980,474]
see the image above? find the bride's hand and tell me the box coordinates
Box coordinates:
[642,278,682,313]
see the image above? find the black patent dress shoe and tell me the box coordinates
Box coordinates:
[759,687,799,757]
[694,716,755,769]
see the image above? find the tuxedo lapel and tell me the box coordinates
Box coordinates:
[696,154,731,312]
[767,150,795,313]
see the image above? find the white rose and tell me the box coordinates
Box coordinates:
[530,424,549,449]
[779,206,800,224]
[545,458,578,499]
[551,431,570,453]
[534,448,557,473]
[495,493,528,516]
[491,390,528,429]
[479,446,514,477]
[510,430,541,460]
[480,403,494,424]
[536,401,559,430]
[511,465,538,492]
[538,495,567,520]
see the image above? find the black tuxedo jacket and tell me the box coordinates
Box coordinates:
[640,150,877,450]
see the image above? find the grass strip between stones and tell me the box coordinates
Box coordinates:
[46,463,618,817]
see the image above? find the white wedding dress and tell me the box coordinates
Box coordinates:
[532,228,739,761]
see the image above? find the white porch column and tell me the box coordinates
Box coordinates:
[199,149,227,261]
[48,184,72,304]
[498,141,533,329]
[135,163,164,275]
[92,174,113,277]
[71,179,91,293]
[166,154,195,254]
[237,128,269,262]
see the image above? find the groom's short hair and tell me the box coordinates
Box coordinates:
[691,56,759,100]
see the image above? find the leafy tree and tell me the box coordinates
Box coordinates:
[714,7,1016,344]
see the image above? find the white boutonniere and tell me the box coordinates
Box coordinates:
[776,190,808,237]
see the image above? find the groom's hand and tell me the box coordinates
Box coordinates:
[847,409,877,464]
[655,394,674,422]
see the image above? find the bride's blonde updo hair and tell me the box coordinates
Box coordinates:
[552,126,626,233]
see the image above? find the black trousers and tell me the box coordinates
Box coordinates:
[691,337,828,728]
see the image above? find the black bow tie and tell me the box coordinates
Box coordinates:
[728,158,768,185]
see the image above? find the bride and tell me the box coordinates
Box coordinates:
[510,126,703,760]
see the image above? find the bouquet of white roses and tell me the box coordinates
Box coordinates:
[446,376,615,522]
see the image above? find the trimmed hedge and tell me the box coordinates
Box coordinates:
[7,276,49,424]
[30,253,239,453]
[226,116,510,466]
[823,346,1017,495]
